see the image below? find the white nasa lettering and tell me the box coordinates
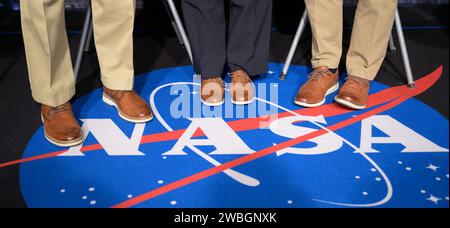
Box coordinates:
[59,114,448,158]
[356,115,449,153]
[270,115,344,156]
[60,119,146,156]
[163,118,254,156]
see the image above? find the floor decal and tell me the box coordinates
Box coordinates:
[8,64,448,208]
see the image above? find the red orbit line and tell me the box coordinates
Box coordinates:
[111,66,443,208]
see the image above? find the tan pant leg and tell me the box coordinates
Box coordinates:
[20,0,75,107]
[305,0,343,69]
[91,0,136,90]
[346,0,397,80]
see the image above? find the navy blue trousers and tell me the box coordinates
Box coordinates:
[182,0,273,79]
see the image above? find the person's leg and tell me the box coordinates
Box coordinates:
[20,0,82,147]
[336,0,397,110]
[345,0,397,81]
[92,0,153,123]
[91,0,135,90]
[227,0,272,76]
[182,0,227,79]
[306,0,343,70]
[20,0,75,107]
[182,0,226,106]
[295,0,342,108]
[227,0,272,105]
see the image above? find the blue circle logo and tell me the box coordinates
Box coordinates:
[12,64,449,208]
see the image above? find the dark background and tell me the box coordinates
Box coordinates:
[0,0,448,208]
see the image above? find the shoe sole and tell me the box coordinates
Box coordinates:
[201,98,225,107]
[41,115,84,147]
[231,97,256,105]
[334,96,366,110]
[201,98,255,106]
[103,94,154,123]
[294,83,339,108]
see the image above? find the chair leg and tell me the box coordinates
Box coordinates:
[84,21,94,53]
[280,10,308,80]
[394,9,415,89]
[166,0,193,64]
[162,0,184,46]
[388,35,397,53]
[74,5,92,81]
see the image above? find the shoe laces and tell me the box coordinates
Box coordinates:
[204,77,225,87]
[346,76,370,89]
[231,71,252,84]
[308,68,333,80]
[48,103,72,117]
[109,90,134,102]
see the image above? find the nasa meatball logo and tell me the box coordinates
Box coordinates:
[8,64,448,208]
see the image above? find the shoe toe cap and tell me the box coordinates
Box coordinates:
[337,92,361,104]
[295,92,322,104]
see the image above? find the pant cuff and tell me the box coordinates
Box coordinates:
[228,63,268,77]
[346,67,378,81]
[32,84,76,107]
[101,77,134,91]
[201,68,225,80]
[311,61,340,70]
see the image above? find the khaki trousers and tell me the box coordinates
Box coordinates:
[305,0,397,80]
[20,0,136,106]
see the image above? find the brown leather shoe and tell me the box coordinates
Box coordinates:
[201,77,225,106]
[230,70,255,105]
[295,66,339,108]
[41,103,83,147]
[103,87,153,123]
[335,75,370,110]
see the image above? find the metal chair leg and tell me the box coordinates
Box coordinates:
[84,21,94,53]
[74,5,92,81]
[388,35,397,53]
[166,0,193,64]
[394,9,415,88]
[279,10,308,80]
[162,0,185,46]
